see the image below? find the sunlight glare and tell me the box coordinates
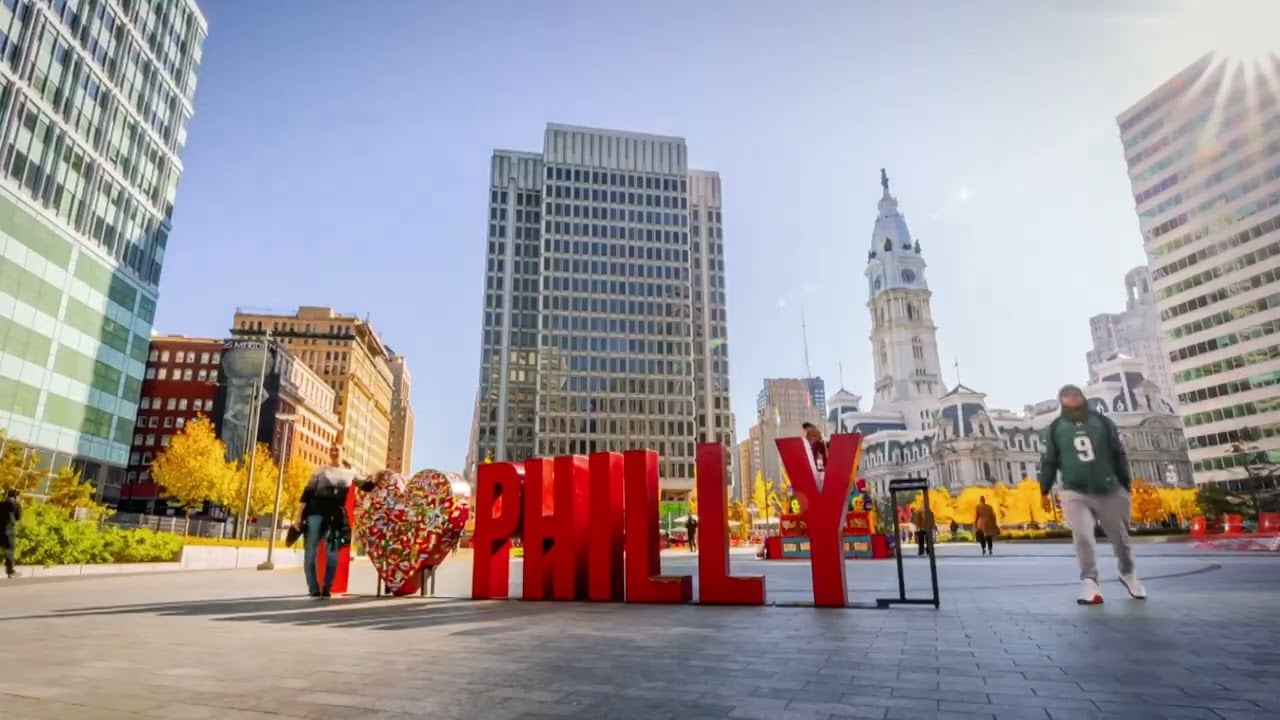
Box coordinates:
[1198,0,1278,67]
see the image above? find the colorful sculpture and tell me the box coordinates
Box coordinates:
[355,468,471,596]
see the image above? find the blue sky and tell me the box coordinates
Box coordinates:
[161,0,1273,471]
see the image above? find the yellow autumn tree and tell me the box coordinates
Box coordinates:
[45,466,106,518]
[232,442,282,519]
[1157,487,1199,522]
[727,499,750,541]
[1129,478,1165,524]
[909,488,955,526]
[750,471,779,518]
[280,454,315,517]
[689,475,698,517]
[150,416,236,514]
[1003,479,1049,527]
[0,430,44,495]
[954,487,986,526]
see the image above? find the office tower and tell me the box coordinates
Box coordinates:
[689,170,734,484]
[1085,266,1177,403]
[386,351,414,474]
[755,377,825,486]
[231,307,394,477]
[1118,53,1280,483]
[0,1,207,500]
[475,124,731,499]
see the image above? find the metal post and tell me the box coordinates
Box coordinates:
[238,331,271,539]
[258,419,292,571]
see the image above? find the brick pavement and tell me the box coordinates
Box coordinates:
[0,545,1277,720]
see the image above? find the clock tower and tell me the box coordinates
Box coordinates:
[864,169,944,427]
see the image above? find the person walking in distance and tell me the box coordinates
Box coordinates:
[974,496,998,556]
[686,514,698,552]
[1,489,21,578]
[911,503,936,557]
[1039,384,1146,604]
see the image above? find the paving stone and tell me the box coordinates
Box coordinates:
[0,546,1275,720]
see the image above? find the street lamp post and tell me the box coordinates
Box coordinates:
[258,414,296,571]
[238,330,272,540]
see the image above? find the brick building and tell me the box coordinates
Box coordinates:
[120,336,222,513]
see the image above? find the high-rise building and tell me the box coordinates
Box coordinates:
[1118,53,1280,484]
[474,123,731,499]
[386,351,414,474]
[231,307,393,477]
[689,170,734,483]
[0,1,207,500]
[1085,266,1177,404]
[755,377,825,486]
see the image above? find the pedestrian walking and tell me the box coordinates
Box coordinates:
[1,489,20,578]
[686,514,698,552]
[911,505,935,557]
[1039,384,1146,605]
[974,496,998,556]
[290,444,374,598]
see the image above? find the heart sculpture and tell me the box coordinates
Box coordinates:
[355,468,472,596]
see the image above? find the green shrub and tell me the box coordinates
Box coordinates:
[13,504,182,566]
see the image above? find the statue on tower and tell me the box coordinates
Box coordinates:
[880,168,889,192]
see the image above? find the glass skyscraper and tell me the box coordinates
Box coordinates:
[0,0,206,500]
[473,124,732,499]
[1119,53,1280,484]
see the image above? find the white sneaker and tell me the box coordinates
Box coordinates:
[1077,578,1103,605]
[1119,573,1147,600]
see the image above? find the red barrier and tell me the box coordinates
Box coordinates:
[776,433,863,607]
[1190,516,1207,538]
[1222,513,1244,536]
[587,452,625,602]
[317,487,357,594]
[471,461,524,599]
[623,449,692,603]
[1259,512,1280,536]
[695,444,765,605]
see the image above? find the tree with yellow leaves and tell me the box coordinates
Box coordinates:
[281,454,315,514]
[1129,478,1166,524]
[45,466,106,519]
[232,442,282,519]
[750,471,779,520]
[0,430,44,495]
[150,416,236,516]
[1003,479,1050,527]
[909,488,955,526]
[1157,487,1199,523]
[727,499,750,541]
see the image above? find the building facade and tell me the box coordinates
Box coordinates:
[231,307,394,477]
[0,0,207,501]
[755,377,825,488]
[124,334,338,514]
[1086,266,1176,405]
[1118,53,1280,484]
[121,335,220,513]
[386,351,413,474]
[829,172,1193,497]
[473,123,732,499]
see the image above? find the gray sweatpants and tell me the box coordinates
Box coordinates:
[1060,489,1135,581]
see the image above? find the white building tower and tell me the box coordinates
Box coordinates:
[863,169,945,430]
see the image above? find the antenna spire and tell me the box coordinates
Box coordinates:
[801,307,813,380]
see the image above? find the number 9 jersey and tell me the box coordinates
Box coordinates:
[1037,411,1133,496]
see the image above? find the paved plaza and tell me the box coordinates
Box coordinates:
[1,543,1278,720]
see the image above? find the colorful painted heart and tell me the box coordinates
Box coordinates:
[355,468,472,596]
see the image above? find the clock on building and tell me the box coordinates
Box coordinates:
[874,276,883,290]
[901,269,917,284]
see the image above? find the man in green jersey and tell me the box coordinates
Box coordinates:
[1038,384,1146,605]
